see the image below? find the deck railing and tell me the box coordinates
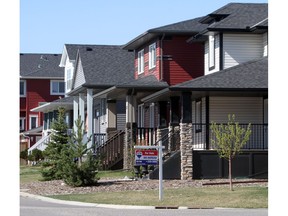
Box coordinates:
[94,131,124,170]
[192,123,268,150]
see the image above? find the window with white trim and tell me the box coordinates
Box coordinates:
[66,67,73,92]
[138,49,144,74]
[50,80,65,95]
[29,115,38,129]
[149,43,156,69]
[20,117,25,131]
[20,80,26,97]
[209,35,215,69]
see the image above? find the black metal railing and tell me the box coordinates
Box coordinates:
[191,123,268,150]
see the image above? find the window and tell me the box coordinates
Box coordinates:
[29,115,38,129]
[195,100,202,132]
[20,117,25,131]
[149,43,156,69]
[20,80,26,97]
[138,49,144,74]
[66,68,73,91]
[209,35,215,69]
[51,80,65,95]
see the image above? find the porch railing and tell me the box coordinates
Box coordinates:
[192,123,268,150]
[94,131,124,170]
[27,133,52,155]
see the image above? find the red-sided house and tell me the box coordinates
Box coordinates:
[93,17,209,169]
[20,53,64,148]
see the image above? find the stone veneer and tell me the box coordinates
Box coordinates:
[180,123,193,180]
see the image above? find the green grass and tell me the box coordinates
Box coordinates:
[47,186,268,208]
[20,165,268,208]
[20,165,43,183]
[20,165,132,183]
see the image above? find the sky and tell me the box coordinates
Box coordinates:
[20,0,269,54]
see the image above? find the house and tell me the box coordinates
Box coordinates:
[20,53,64,151]
[93,16,209,169]
[141,2,268,180]
[29,45,135,169]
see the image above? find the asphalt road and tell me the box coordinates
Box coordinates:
[20,194,268,216]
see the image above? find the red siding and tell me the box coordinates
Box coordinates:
[134,36,204,85]
[163,36,204,85]
[21,79,63,131]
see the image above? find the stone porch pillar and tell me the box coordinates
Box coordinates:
[180,92,193,180]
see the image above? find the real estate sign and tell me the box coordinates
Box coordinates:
[135,149,158,166]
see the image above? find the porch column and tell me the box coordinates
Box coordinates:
[123,93,136,170]
[180,92,193,180]
[170,96,180,125]
[107,100,117,139]
[73,96,79,132]
[87,89,94,148]
[79,93,85,131]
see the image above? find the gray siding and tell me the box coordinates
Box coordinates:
[209,97,263,124]
[223,34,263,69]
[74,58,86,89]
[117,113,126,130]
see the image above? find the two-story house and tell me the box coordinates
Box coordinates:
[142,3,268,180]
[20,53,64,151]
[93,17,209,169]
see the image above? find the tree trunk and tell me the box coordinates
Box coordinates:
[229,156,233,191]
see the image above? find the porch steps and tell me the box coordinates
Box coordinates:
[27,133,51,155]
[149,150,181,180]
[95,130,125,170]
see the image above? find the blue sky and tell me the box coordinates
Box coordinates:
[20,0,268,54]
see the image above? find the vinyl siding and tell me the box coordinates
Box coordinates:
[204,34,220,75]
[74,58,86,89]
[209,97,263,124]
[223,34,263,69]
[117,113,126,130]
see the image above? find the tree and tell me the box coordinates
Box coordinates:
[210,114,252,191]
[60,118,100,187]
[41,107,69,180]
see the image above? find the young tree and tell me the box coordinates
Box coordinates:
[210,114,252,191]
[61,118,100,186]
[41,107,69,180]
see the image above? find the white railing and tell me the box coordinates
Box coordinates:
[28,133,52,155]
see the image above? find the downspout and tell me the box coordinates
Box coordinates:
[160,33,165,81]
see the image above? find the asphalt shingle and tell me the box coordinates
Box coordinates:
[20,53,64,78]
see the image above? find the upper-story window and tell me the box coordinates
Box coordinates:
[20,80,26,97]
[50,80,65,95]
[209,35,215,69]
[66,67,73,92]
[138,49,144,74]
[149,43,156,69]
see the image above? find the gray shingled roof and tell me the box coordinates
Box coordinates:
[200,3,268,30]
[171,57,268,90]
[73,45,134,88]
[20,53,64,78]
[123,16,208,50]
[117,75,168,88]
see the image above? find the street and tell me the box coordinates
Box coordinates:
[20,195,268,216]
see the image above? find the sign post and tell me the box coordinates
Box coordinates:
[134,140,165,201]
